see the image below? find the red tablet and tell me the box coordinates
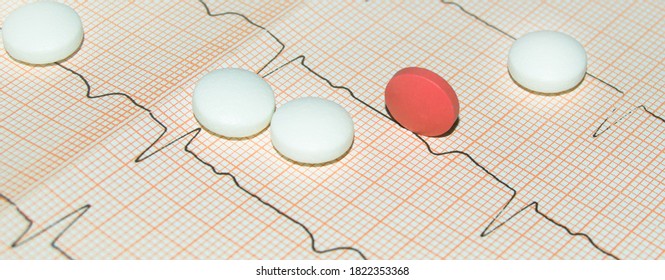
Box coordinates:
[385,67,459,136]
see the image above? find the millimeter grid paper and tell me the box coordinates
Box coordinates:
[0,0,663,260]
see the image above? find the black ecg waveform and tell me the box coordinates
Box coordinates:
[0,1,366,260]
[264,55,621,259]
[441,0,664,135]
[3,0,664,260]
[0,193,89,260]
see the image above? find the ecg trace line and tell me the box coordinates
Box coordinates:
[1,2,367,259]
[412,135,619,259]
[0,193,90,260]
[593,105,665,137]
[198,0,285,75]
[440,0,664,136]
[55,36,368,259]
[264,55,619,259]
[120,0,665,259]
[2,0,662,260]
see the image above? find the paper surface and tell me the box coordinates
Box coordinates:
[1,0,663,259]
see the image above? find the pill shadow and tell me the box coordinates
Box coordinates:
[431,117,460,138]
[385,104,460,138]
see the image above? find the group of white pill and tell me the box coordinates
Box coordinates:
[2,2,354,165]
[3,2,590,166]
[192,68,355,164]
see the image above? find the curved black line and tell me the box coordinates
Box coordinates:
[440,1,516,40]
[264,56,392,120]
[264,55,619,259]
[441,0,664,136]
[591,105,663,138]
[415,138,618,259]
[1,1,365,260]
[639,105,665,124]
[58,3,366,259]
[182,128,367,259]
[2,26,92,260]
[0,193,90,260]
[4,0,661,261]
[440,0,621,95]
[586,73,624,95]
[198,0,285,75]
[130,0,661,260]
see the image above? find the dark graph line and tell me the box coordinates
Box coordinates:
[0,1,365,260]
[441,0,620,95]
[639,105,665,124]
[439,1,516,40]
[264,55,619,259]
[440,0,664,137]
[0,193,90,260]
[3,0,661,260]
[435,0,665,258]
[264,56,391,121]
[586,72,624,95]
[413,135,619,259]
[181,128,367,259]
[594,105,665,137]
[198,0,284,75]
[1,25,91,260]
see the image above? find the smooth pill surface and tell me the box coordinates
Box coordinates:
[508,30,587,94]
[385,67,459,137]
[192,68,275,138]
[2,2,84,64]
[270,97,354,165]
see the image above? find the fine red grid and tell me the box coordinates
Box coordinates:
[0,0,632,260]
[1,0,328,260]
[1,0,664,260]
[0,0,292,200]
[278,0,658,258]
[451,0,664,259]
[231,0,660,260]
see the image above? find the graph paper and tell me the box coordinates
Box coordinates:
[1,0,663,259]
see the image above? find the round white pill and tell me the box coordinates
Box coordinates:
[2,2,84,65]
[192,68,275,138]
[270,97,354,165]
[508,30,587,94]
